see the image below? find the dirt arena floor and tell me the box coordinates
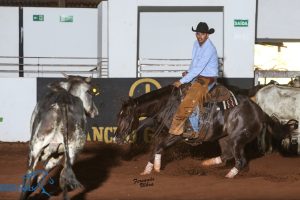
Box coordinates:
[1,141,300,200]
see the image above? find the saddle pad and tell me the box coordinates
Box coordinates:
[217,91,239,110]
[208,85,231,102]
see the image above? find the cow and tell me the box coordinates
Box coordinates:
[288,76,300,88]
[254,84,299,123]
[20,74,99,200]
[253,84,299,154]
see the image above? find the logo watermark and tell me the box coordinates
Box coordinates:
[0,170,54,197]
[133,177,154,188]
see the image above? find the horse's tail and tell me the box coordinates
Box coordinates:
[265,113,298,140]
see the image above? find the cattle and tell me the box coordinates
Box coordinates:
[253,84,299,154]
[288,76,300,88]
[20,74,99,200]
[254,84,299,123]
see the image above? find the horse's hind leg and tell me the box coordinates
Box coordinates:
[257,126,273,154]
[140,134,182,175]
[201,136,233,167]
[225,136,249,178]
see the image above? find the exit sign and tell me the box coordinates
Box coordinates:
[33,15,44,21]
[234,19,248,27]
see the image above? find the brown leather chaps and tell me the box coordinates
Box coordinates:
[169,77,210,135]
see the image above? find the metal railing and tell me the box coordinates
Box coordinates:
[98,57,108,78]
[254,69,300,85]
[0,56,109,78]
[137,58,224,77]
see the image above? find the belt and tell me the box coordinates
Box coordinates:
[197,76,217,84]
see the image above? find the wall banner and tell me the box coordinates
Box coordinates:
[37,77,176,143]
[37,77,253,143]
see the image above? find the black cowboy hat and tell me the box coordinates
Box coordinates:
[192,22,215,34]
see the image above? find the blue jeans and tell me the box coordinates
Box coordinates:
[188,81,216,132]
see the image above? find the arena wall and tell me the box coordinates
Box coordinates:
[0,7,98,78]
[0,7,19,77]
[0,78,36,141]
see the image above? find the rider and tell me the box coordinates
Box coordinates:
[169,22,219,136]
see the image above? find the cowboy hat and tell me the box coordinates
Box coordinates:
[192,22,215,34]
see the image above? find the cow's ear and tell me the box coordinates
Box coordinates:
[62,72,69,79]
[85,76,92,83]
[47,82,61,91]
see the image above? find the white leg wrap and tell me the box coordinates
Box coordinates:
[140,162,154,175]
[202,156,222,166]
[154,154,161,172]
[225,167,239,178]
[214,156,222,164]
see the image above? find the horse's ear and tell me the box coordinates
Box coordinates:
[120,97,130,106]
[128,97,134,103]
[47,81,61,91]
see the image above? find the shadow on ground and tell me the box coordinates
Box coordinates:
[28,142,123,200]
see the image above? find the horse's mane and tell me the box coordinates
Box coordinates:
[136,85,175,103]
[123,85,175,106]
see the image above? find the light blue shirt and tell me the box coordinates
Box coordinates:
[180,38,219,84]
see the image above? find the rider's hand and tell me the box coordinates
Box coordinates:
[182,71,188,77]
[173,81,182,88]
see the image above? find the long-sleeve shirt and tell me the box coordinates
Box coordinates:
[180,38,219,84]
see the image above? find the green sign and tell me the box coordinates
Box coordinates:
[33,15,44,21]
[60,15,73,23]
[234,19,248,27]
[0,117,3,123]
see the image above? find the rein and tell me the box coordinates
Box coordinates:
[152,86,178,136]
[133,86,179,136]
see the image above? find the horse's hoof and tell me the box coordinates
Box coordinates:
[225,167,239,178]
[201,156,222,166]
[154,164,161,172]
[140,162,154,175]
[140,171,151,176]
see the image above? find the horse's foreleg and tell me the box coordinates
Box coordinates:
[140,134,182,175]
[201,137,233,167]
[153,134,181,172]
[201,156,222,166]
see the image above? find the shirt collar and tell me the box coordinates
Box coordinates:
[198,38,210,48]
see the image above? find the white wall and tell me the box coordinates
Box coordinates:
[97,2,108,60]
[257,0,300,40]
[0,7,19,77]
[107,0,256,78]
[138,10,223,77]
[0,78,36,141]
[139,11,223,59]
[108,0,138,77]
[223,0,256,78]
[23,7,98,77]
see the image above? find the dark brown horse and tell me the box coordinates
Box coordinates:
[114,84,297,178]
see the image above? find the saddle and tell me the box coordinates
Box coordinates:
[206,84,231,103]
[183,84,239,142]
